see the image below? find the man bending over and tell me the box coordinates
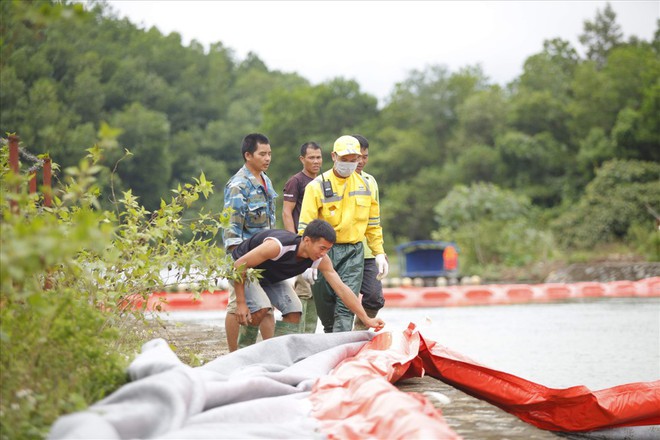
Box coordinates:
[231,219,385,348]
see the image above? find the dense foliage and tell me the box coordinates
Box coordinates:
[0,135,248,438]
[434,183,556,278]
[0,1,658,436]
[2,1,658,257]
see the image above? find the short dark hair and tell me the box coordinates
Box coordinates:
[302,219,336,244]
[300,141,321,157]
[241,133,270,161]
[351,134,369,150]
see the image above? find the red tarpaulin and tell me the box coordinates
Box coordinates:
[313,323,660,436]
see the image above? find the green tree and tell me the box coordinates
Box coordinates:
[381,166,453,243]
[570,42,659,165]
[262,78,377,185]
[567,61,619,141]
[170,127,205,185]
[109,103,172,209]
[433,183,555,271]
[446,144,504,186]
[68,63,106,122]
[367,127,432,189]
[205,64,310,186]
[603,44,660,111]
[553,159,660,248]
[0,66,28,133]
[261,84,319,176]
[508,39,578,143]
[16,77,86,169]
[104,58,176,114]
[382,65,489,163]
[495,131,569,206]
[0,136,234,438]
[197,42,237,122]
[604,44,660,161]
[451,86,508,147]
[576,127,615,179]
[631,79,660,161]
[313,78,379,134]
[579,2,623,68]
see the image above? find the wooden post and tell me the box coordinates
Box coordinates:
[8,135,20,213]
[29,173,37,194]
[43,158,54,289]
[43,158,52,207]
[8,135,19,172]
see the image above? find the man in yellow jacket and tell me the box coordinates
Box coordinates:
[298,135,389,332]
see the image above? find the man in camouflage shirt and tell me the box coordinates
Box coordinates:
[223,133,278,351]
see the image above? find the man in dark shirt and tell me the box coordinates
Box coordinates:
[282,142,322,232]
[282,141,323,333]
[232,219,385,349]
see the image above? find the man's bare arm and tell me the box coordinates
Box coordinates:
[282,200,297,233]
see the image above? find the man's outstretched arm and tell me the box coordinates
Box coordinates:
[318,256,385,331]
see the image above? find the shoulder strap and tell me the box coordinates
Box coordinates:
[355,173,371,195]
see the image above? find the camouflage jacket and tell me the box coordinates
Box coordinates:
[222,165,278,250]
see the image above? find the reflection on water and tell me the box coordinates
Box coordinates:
[156,297,660,391]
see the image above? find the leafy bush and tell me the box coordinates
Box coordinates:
[433,183,556,275]
[553,159,660,248]
[626,221,660,261]
[0,138,239,439]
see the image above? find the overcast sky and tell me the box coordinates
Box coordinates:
[104,1,658,105]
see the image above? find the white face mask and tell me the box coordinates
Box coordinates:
[334,160,358,177]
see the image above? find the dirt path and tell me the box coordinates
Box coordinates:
[141,320,228,366]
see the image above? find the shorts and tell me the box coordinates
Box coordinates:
[360,258,385,310]
[227,285,275,315]
[227,280,302,315]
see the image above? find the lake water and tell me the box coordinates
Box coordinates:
[156,297,660,391]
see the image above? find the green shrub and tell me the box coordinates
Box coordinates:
[433,183,557,275]
[0,139,240,438]
[627,221,660,261]
[553,159,660,248]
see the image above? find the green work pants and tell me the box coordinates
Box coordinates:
[294,275,318,333]
[299,297,318,333]
[312,242,364,333]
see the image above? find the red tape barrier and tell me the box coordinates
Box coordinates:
[129,290,229,312]
[136,277,659,311]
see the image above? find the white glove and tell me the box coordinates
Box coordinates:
[375,254,389,280]
[302,267,318,284]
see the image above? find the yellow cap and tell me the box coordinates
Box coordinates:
[333,135,361,156]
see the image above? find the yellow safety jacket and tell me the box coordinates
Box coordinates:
[360,171,379,259]
[298,169,384,255]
